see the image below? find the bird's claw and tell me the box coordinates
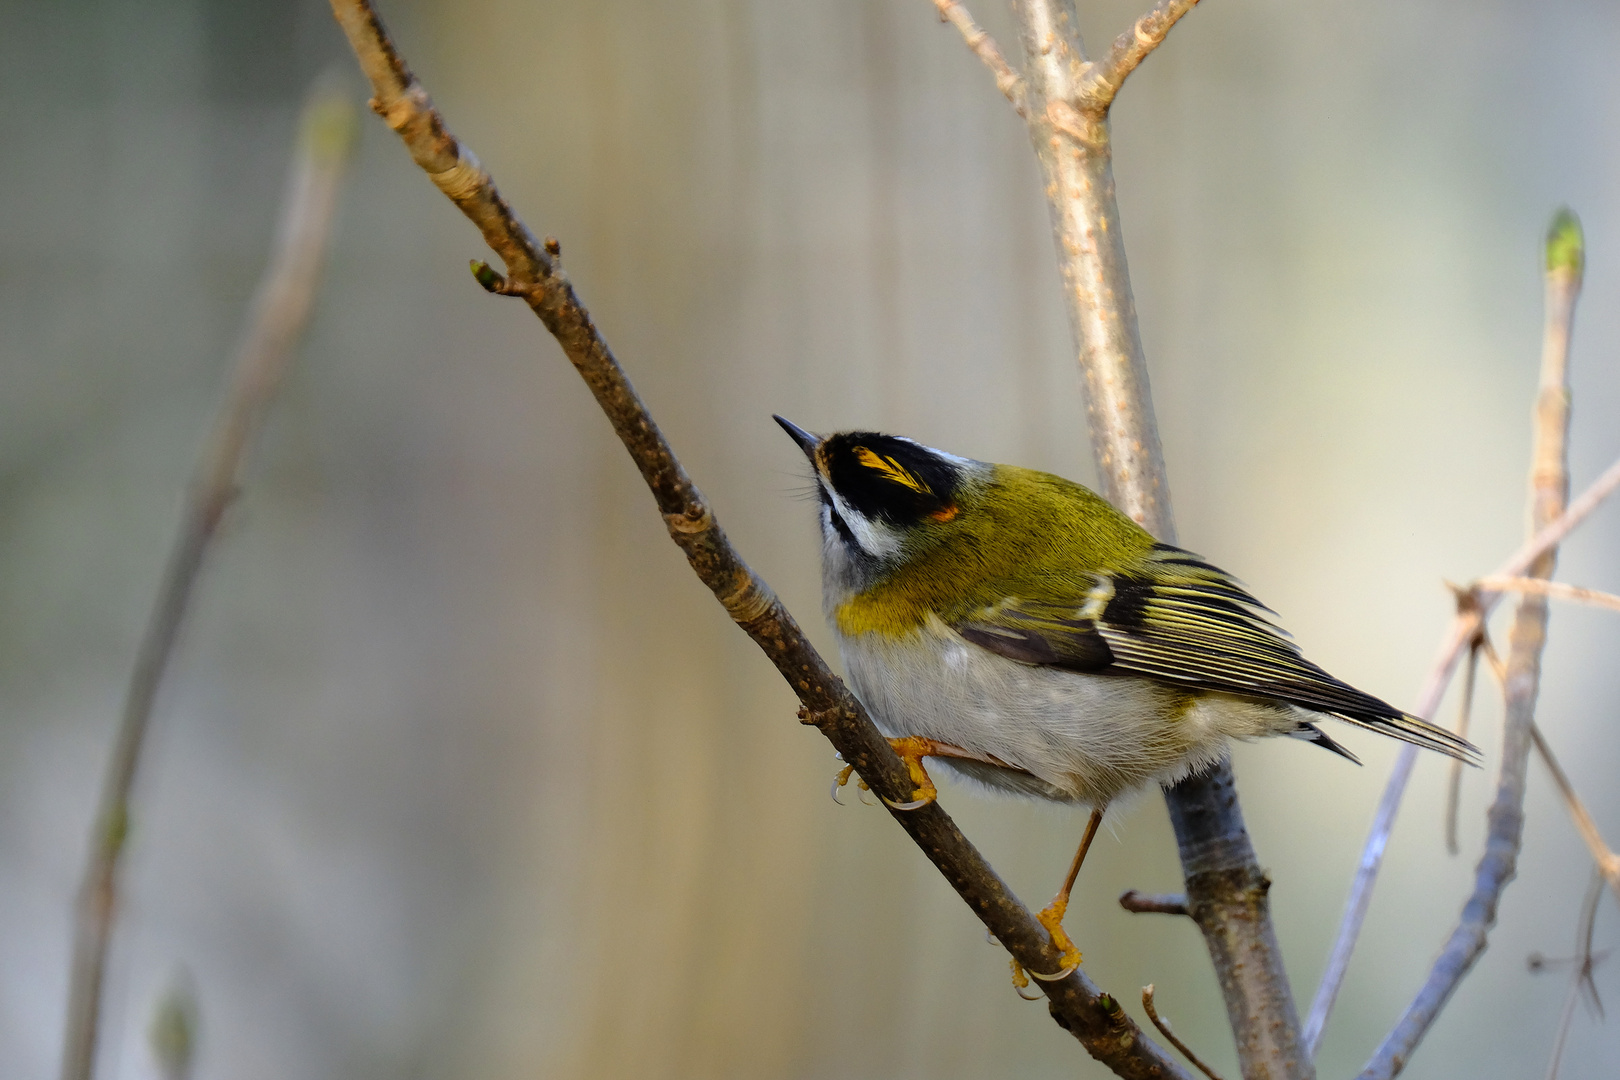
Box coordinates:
[830,763,856,804]
[1011,960,1045,1000]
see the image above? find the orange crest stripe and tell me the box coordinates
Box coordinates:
[853,446,931,494]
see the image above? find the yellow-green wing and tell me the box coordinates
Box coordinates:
[953,544,1480,764]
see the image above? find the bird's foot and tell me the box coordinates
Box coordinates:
[832,737,1013,809]
[881,736,944,810]
[1008,897,1082,989]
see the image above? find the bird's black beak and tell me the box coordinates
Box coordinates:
[773,415,820,462]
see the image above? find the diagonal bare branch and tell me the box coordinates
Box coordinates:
[1358,208,1585,1080]
[1531,725,1620,907]
[930,0,1025,114]
[1142,985,1227,1080]
[1079,0,1203,111]
[1465,634,1618,917]
[327,2,1190,1075]
[1476,576,1620,615]
[59,83,357,1080]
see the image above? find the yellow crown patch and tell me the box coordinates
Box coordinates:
[853,446,931,494]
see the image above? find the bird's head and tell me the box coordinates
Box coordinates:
[774,416,979,581]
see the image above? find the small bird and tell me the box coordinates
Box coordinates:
[775,416,1479,981]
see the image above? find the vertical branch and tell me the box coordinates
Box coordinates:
[1007,3,1308,1077]
[1358,210,1584,1079]
[1012,0,1176,532]
[58,86,356,1080]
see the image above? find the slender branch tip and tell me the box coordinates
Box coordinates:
[1546,208,1584,281]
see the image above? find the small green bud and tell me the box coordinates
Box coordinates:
[149,974,198,1080]
[299,87,358,167]
[470,260,505,292]
[102,805,129,858]
[1545,208,1584,280]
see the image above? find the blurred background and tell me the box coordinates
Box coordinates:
[3,0,1619,1077]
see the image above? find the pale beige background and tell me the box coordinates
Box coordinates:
[3,1,1618,1078]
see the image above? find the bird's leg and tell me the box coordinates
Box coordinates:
[1021,805,1105,983]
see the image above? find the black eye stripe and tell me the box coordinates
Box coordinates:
[827,504,861,550]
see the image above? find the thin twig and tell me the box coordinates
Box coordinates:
[1494,453,1620,584]
[1359,209,1584,1080]
[328,3,1189,1075]
[1011,2,1311,1075]
[930,0,1025,114]
[1477,576,1620,615]
[1467,635,1619,910]
[1443,632,1483,856]
[1537,869,1606,1080]
[1307,447,1620,1052]
[1120,891,1191,916]
[1530,725,1620,907]
[1142,985,1227,1080]
[58,85,356,1080]
[1079,0,1203,111]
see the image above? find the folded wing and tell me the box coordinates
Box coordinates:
[952,544,1481,765]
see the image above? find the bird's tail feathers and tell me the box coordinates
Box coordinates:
[1331,710,1482,766]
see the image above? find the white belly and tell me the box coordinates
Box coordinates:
[837,616,1297,806]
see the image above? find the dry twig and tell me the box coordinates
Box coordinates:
[1142,985,1227,1080]
[328,1,1191,1075]
[1476,576,1620,615]
[1443,626,1484,856]
[58,85,356,1080]
[1358,209,1585,1079]
[1530,725,1620,906]
[1080,1,1203,110]
[930,0,1025,114]
[1532,869,1608,1080]
[1120,890,1191,916]
[1455,634,1619,922]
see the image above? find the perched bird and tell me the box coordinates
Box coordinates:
[774,416,1479,981]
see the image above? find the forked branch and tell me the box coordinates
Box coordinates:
[328,1,1189,1075]
[1080,0,1203,110]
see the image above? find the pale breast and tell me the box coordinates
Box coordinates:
[837,616,1291,806]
